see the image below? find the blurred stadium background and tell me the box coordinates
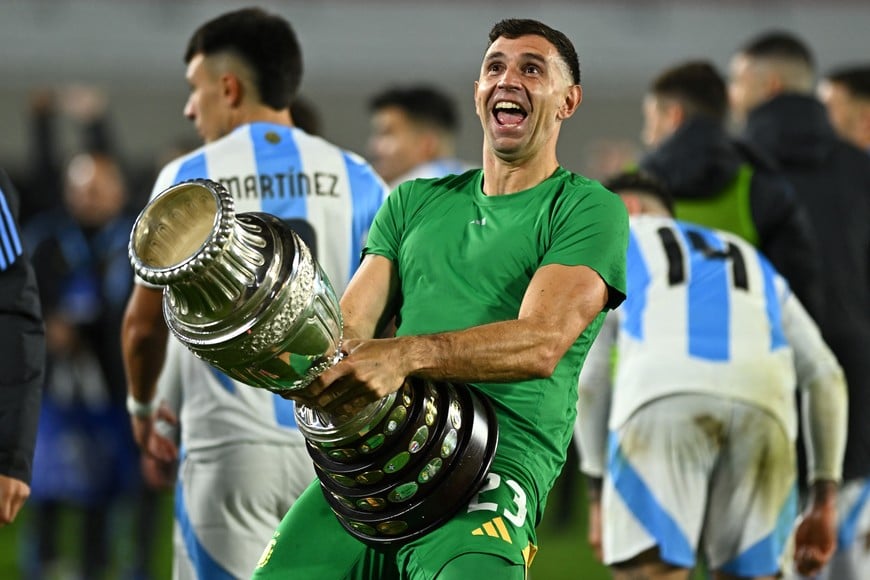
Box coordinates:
[1,1,868,183]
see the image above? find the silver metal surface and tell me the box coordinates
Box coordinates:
[129,178,497,544]
[128,179,390,439]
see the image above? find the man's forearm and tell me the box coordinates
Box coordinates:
[585,475,603,503]
[802,371,848,484]
[339,254,400,342]
[123,326,168,405]
[121,286,170,406]
[784,292,847,483]
[386,265,608,384]
[396,317,586,384]
[329,262,609,407]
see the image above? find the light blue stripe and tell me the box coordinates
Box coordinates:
[759,256,788,351]
[251,124,305,220]
[0,221,8,270]
[838,478,870,550]
[720,485,797,576]
[175,468,237,580]
[681,226,730,361]
[431,158,468,176]
[0,188,22,269]
[608,432,695,567]
[209,367,236,394]
[622,230,650,340]
[344,153,383,279]
[0,189,22,255]
[273,395,298,429]
[173,152,208,183]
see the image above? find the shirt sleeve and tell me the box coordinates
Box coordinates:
[362,180,411,263]
[541,183,629,311]
[575,311,618,478]
[782,291,847,483]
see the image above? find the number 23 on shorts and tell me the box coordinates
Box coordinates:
[467,473,529,527]
[464,472,538,569]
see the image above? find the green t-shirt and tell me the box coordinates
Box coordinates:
[364,167,628,522]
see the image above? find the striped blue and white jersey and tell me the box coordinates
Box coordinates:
[578,215,845,483]
[585,215,837,440]
[149,122,388,452]
[151,122,388,295]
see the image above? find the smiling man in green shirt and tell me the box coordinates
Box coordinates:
[255,18,628,580]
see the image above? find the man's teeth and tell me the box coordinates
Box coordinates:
[493,101,526,126]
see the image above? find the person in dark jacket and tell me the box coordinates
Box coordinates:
[0,169,45,527]
[638,60,824,319]
[818,64,870,153]
[730,30,870,580]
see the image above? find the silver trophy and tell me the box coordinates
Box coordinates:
[129,179,497,544]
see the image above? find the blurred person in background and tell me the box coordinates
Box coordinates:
[576,170,845,580]
[577,137,640,181]
[637,60,823,320]
[121,7,388,579]
[818,64,870,153]
[22,146,147,579]
[16,86,117,225]
[0,169,45,528]
[20,84,161,579]
[729,30,870,580]
[367,84,475,189]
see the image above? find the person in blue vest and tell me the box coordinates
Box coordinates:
[637,60,823,322]
[120,7,388,579]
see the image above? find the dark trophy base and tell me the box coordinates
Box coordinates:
[305,379,499,545]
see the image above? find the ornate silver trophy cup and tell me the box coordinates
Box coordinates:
[129,179,498,545]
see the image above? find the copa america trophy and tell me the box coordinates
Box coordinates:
[128,179,498,544]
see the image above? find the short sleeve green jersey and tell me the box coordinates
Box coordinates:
[364,167,628,521]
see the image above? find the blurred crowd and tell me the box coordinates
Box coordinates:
[9,85,164,580]
[0,14,868,580]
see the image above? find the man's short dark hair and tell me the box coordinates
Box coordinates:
[650,61,728,123]
[369,86,460,133]
[603,170,675,215]
[488,19,581,85]
[826,64,870,100]
[739,30,815,71]
[184,7,303,111]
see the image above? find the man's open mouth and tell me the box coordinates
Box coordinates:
[493,101,528,126]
